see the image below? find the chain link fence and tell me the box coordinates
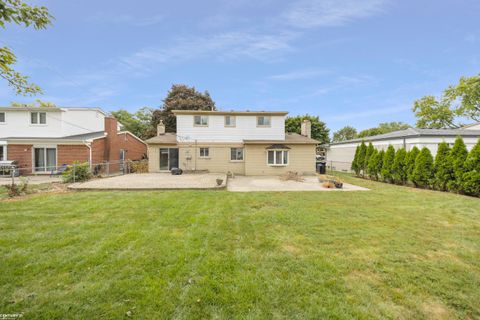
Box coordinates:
[325,160,354,174]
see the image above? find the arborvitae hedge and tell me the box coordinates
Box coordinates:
[412,147,434,188]
[462,139,480,196]
[433,142,452,191]
[365,143,375,175]
[367,149,379,180]
[447,137,468,193]
[358,141,367,176]
[406,146,420,183]
[381,145,396,183]
[392,148,407,185]
[351,145,360,175]
[376,150,385,180]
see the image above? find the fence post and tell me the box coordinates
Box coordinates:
[106,161,109,176]
[73,163,76,183]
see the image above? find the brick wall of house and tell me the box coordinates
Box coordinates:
[117,133,147,160]
[7,144,33,174]
[57,145,89,165]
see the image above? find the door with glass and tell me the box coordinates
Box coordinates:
[159,148,179,171]
[34,147,56,172]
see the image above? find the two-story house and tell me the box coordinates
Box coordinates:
[145,110,319,175]
[0,106,147,174]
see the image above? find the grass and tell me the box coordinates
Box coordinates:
[0,174,479,319]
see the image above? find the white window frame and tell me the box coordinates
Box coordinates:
[199,147,210,158]
[0,145,6,161]
[257,116,271,127]
[224,115,236,127]
[32,145,57,173]
[230,148,244,161]
[267,149,289,166]
[0,112,5,124]
[193,115,208,127]
[30,111,47,125]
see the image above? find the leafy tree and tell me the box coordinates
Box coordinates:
[381,145,396,183]
[446,137,468,193]
[285,115,330,144]
[433,142,452,191]
[412,147,434,188]
[367,149,379,180]
[413,74,480,128]
[357,141,367,176]
[9,99,56,108]
[351,145,360,176]
[462,139,480,197]
[1,0,53,95]
[151,84,216,133]
[357,122,410,138]
[392,148,407,185]
[406,146,420,183]
[364,142,375,175]
[111,107,154,139]
[332,126,357,142]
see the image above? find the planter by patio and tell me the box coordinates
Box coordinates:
[216,178,224,186]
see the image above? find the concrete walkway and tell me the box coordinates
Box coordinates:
[0,175,62,185]
[227,176,369,192]
[69,173,227,190]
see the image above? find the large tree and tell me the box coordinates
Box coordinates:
[413,74,480,128]
[111,107,154,140]
[1,0,53,95]
[332,126,357,142]
[357,122,410,138]
[151,84,216,133]
[285,115,329,144]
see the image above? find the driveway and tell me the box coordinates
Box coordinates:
[227,176,369,192]
[69,173,227,190]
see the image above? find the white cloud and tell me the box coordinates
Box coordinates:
[268,68,330,80]
[284,0,388,28]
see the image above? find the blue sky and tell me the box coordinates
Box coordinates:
[1,0,479,132]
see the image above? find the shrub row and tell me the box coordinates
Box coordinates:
[351,137,480,197]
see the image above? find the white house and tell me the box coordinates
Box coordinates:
[145,110,319,175]
[326,124,480,172]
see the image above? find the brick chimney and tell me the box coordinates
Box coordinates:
[301,119,311,138]
[104,117,119,161]
[157,120,165,136]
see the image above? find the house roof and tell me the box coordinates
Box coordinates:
[0,106,107,116]
[144,133,178,144]
[172,110,288,116]
[462,122,480,129]
[329,127,480,146]
[2,131,106,141]
[244,132,319,145]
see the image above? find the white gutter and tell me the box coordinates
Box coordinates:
[83,141,92,169]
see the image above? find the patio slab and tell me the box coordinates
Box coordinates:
[227,176,369,192]
[0,175,62,185]
[68,173,227,190]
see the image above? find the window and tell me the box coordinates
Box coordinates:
[267,150,289,166]
[0,146,5,161]
[0,112,5,123]
[224,115,236,127]
[230,148,244,161]
[199,147,210,158]
[34,147,56,172]
[257,116,271,127]
[194,115,208,126]
[31,112,47,124]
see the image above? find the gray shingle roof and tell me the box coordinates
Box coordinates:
[2,131,105,141]
[329,128,480,145]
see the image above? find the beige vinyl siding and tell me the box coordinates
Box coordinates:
[179,143,245,175]
[147,144,176,173]
[245,144,316,176]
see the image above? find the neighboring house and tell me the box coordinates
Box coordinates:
[145,110,319,175]
[326,126,480,171]
[0,106,147,174]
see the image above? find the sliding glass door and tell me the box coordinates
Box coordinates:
[34,147,56,172]
[159,148,179,171]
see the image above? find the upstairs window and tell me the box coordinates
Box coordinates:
[224,115,236,127]
[0,112,5,123]
[194,115,208,126]
[267,150,289,166]
[257,116,271,127]
[199,147,210,158]
[31,112,47,124]
[230,148,244,161]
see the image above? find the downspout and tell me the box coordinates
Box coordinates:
[83,141,92,169]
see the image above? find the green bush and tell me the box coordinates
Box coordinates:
[406,146,420,183]
[358,141,367,176]
[446,137,468,193]
[364,142,375,176]
[367,149,379,180]
[462,139,480,196]
[433,142,452,191]
[376,150,385,181]
[351,145,360,175]
[392,148,407,184]
[381,145,396,183]
[62,161,92,183]
[412,147,434,188]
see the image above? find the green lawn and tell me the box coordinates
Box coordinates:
[1,175,479,319]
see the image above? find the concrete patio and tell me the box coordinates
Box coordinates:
[227,176,369,192]
[0,175,62,185]
[68,173,227,190]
